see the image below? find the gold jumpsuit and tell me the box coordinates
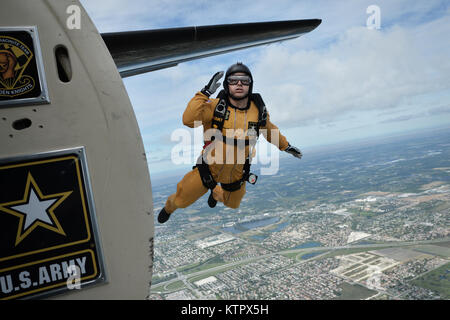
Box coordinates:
[164,92,289,214]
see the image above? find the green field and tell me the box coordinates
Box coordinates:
[413,245,450,258]
[183,228,216,240]
[411,262,450,299]
[280,251,300,260]
[333,282,378,300]
[179,256,225,274]
[165,280,185,291]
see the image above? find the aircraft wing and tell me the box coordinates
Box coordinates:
[101,19,322,78]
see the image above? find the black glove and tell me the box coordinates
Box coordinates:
[285,144,302,159]
[201,71,224,97]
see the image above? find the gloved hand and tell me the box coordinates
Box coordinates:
[285,144,302,159]
[201,71,224,97]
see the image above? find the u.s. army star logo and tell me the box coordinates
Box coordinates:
[0,173,72,246]
[0,148,106,300]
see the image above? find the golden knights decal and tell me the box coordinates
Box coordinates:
[0,148,106,299]
[0,28,47,104]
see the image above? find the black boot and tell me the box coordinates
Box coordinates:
[208,192,217,208]
[158,207,171,223]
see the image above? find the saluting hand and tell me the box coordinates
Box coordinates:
[201,71,224,97]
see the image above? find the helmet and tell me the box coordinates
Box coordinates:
[223,62,253,98]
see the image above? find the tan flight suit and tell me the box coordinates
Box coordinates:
[164,91,289,214]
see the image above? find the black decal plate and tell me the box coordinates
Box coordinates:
[0,148,106,299]
[0,27,49,107]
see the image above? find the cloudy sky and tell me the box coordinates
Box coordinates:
[80,0,450,176]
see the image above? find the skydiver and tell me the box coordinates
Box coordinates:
[158,62,302,223]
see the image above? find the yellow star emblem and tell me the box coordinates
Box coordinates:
[0,172,72,246]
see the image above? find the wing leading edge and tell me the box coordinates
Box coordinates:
[101,19,321,78]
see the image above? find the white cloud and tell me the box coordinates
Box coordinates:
[253,10,450,128]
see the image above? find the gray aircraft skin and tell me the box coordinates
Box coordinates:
[0,0,320,299]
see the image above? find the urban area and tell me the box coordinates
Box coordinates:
[148,129,450,300]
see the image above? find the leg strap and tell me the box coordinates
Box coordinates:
[195,156,217,190]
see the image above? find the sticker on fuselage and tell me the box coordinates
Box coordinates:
[0,148,106,299]
[0,27,49,107]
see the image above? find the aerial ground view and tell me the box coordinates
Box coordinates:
[149,127,449,300]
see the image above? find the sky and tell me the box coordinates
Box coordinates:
[79,0,450,177]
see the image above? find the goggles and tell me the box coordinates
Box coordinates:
[227,75,252,86]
